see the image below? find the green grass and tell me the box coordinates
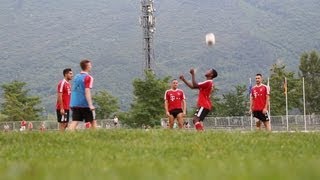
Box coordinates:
[1,130,320,180]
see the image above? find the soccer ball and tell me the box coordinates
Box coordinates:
[205,33,215,46]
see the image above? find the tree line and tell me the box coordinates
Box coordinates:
[1,50,319,127]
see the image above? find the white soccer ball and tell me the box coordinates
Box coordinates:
[205,33,215,46]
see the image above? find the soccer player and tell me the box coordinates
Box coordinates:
[20,119,27,131]
[180,68,218,131]
[27,122,33,131]
[250,73,271,131]
[56,68,73,132]
[68,59,96,130]
[113,115,119,127]
[164,79,186,129]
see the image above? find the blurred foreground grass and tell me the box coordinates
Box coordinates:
[0,130,320,180]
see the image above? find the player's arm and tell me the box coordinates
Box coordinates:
[190,69,199,89]
[85,88,94,110]
[263,94,270,114]
[179,75,195,89]
[57,92,65,114]
[164,100,170,117]
[57,83,65,114]
[182,99,186,115]
[84,76,95,110]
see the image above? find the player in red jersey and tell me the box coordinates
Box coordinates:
[250,74,271,131]
[20,119,27,131]
[56,68,73,132]
[164,79,186,129]
[180,68,218,131]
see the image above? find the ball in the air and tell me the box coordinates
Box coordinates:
[205,33,215,46]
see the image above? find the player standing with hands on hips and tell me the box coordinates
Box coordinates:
[250,74,271,131]
[180,68,218,131]
[56,68,73,132]
[69,59,96,130]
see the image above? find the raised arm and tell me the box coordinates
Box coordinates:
[179,75,194,89]
[190,69,199,89]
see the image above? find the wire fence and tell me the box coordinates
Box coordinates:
[1,115,320,132]
[0,119,118,132]
[161,114,320,131]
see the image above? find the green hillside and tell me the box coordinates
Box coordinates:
[0,0,319,112]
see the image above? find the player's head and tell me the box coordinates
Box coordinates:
[171,79,179,90]
[63,68,73,81]
[205,68,218,79]
[255,73,263,85]
[80,59,92,72]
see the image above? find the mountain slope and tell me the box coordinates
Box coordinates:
[0,0,319,112]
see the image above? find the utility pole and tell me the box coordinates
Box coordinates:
[140,0,156,71]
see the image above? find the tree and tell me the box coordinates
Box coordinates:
[93,90,120,119]
[124,71,170,127]
[1,81,42,121]
[211,85,248,117]
[269,63,302,115]
[299,50,320,114]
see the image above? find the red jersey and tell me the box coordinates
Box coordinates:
[56,79,71,110]
[164,89,185,111]
[21,120,27,127]
[197,80,213,110]
[251,84,270,111]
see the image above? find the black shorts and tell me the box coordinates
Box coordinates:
[71,108,94,122]
[56,110,70,123]
[169,108,183,118]
[194,107,210,121]
[253,111,269,122]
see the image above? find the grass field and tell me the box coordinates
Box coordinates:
[1,130,320,180]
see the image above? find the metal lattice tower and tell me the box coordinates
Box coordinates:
[140,0,156,71]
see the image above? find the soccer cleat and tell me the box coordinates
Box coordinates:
[195,122,203,131]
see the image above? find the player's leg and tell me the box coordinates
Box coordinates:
[255,119,261,130]
[176,113,184,129]
[61,110,70,131]
[168,114,175,129]
[57,110,65,132]
[68,121,79,130]
[198,108,210,131]
[83,108,96,130]
[193,107,208,131]
[253,111,262,130]
[68,108,81,131]
[90,120,97,129]
[262,121,271,131]
[193,110,202,131]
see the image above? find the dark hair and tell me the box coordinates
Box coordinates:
[63,68,72,76]
[256,73,262,77]
[80,59,91,70]
[212,68,218,79]
[172,79,178,82]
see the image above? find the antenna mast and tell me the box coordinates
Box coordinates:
[140,0,156,71]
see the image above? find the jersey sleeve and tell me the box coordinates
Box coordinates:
[266,85,270,95]
[84,75,94,89]
[57,81,63,93]
[164,90,169,100]
[181,90,186,100]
